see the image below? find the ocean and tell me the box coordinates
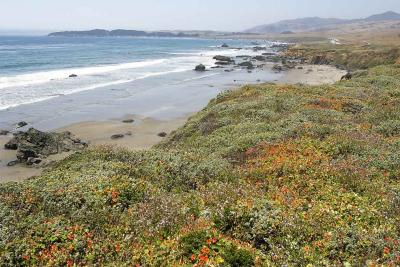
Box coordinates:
[0,36,280,129]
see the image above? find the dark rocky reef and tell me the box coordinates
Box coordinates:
[4,128,87,165]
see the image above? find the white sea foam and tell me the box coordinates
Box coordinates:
[0,67,190,110]
[0,58,166,90]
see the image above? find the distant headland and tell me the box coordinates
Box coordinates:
[48,29,200,38]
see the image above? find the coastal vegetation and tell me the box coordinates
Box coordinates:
[1,43,400,266]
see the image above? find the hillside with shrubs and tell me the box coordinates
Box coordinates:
[1,45,400,266]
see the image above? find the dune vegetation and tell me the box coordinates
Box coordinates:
[1,45,400,266]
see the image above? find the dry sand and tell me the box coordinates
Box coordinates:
[0,65,345,182]
[277,64,347,85]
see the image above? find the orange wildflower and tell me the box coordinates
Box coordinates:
[190,254,196,262]
[50,244,58,253]
[115,243,121,253]
[87,239,93,249]
[200,246,210,255]
[22,255,30,261]
[198,254,209,264]
[384,247,391,254]
[111,189,119,202]
[67,233,74,241]
[67,259,74,267]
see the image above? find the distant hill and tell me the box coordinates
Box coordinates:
[245,11,400,34]
[48,29,199,38]
[364,11,400,22]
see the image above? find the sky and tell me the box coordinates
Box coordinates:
[1,0,399,33]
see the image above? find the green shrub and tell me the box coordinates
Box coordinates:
[221,244,254,267]
[179,230,208,256]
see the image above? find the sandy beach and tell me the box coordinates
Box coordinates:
[0,64,345,182]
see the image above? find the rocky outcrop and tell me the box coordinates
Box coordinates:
[213,55,233,62]
[213,55,235,66]
[238,61,254,69]
[253,55,266,61]
[221,43,229,48]
[253,46,267,51]
[195,64,206,71]
[4,128,87,165]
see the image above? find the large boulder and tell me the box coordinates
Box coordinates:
[253,55,266,61]
[194,64,206,71]
[213,55,234,63]
[238,61,254,69]
[4,128,87,164]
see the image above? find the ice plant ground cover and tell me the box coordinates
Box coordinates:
[1,44,400,266]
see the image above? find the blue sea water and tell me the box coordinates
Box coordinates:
[0,36,262,110]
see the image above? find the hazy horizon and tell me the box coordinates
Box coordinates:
[1,0,400,34]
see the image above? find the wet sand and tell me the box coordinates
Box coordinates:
[0,65,345,183]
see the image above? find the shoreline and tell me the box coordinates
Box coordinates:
[0,64,345,183]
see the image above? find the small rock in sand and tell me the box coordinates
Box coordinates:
[158,132,167,137]
[194,64,206,71]
[7,160,19,167]
[111,134,125,140]
[27,157,42,165]
[0,130,9,135]
[16,121,28,128]
[125,131,132,136]
[69,74,78,78]
[122,119,134,123]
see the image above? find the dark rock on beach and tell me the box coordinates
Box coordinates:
[213,55,234,62]
[122,119,135,123]
[111,134,125,139]
[7,160,19,167]
[194,64,206,71]
[4,128,87,165]
[69,74,78,78]
[16,121,28,128]
[253,46,267,51]
[0,130,9,136]
[215,61,231,66]
[238,61,254,69]
[253,55,266,61]
[158,132,167,137]
[221,43,229,48]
